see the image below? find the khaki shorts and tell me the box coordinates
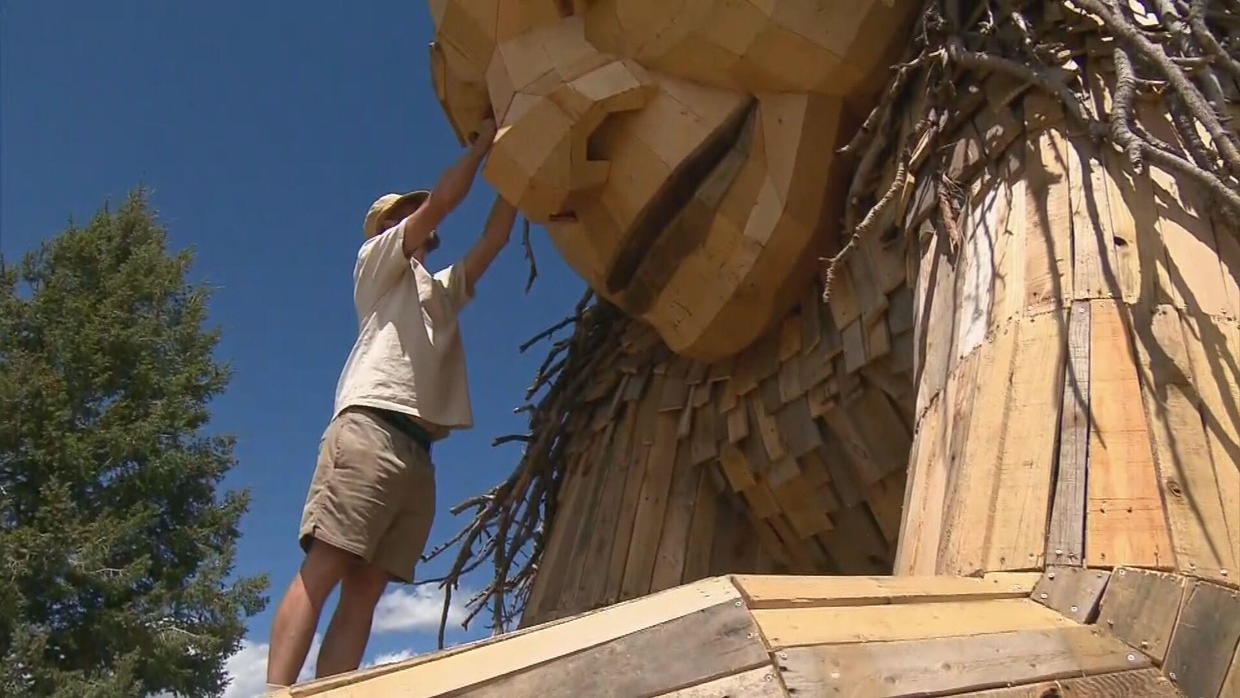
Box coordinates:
[299,408,436,583]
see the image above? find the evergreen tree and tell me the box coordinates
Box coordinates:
[0,192,267,697]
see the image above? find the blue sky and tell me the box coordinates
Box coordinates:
[1,2,584,694]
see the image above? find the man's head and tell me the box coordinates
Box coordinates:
[362,190,439,260]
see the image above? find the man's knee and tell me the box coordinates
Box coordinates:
[298,539,357,603]
[340,564,390,608]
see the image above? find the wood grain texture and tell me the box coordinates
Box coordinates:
[461,601,769,698]
[1031,567,1111,623]
[1047,301,1090,566]
[1164,580,1240,698]
[777,626,1148,697]
[952,669,1178,697]
[733,573,1039,610]
[1096,567,1186,664]
[753,598,1076,648]
[651,665,786,697]
[1085,300,1173,569]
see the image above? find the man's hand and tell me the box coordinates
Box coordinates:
[399,117,497,258]
[463,195,517,292]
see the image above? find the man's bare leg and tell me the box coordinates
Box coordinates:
[266,541,355,686]
[314,562,390,678]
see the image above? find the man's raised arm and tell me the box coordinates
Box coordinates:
[463,195,518,292]
[400,118,498,258]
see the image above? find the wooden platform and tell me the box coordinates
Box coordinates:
[275,569,1238,697]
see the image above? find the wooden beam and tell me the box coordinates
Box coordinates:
[651,665,786,697]
[1164,580,1240,698]
[950,668,1178,697]
[1046,300,1090,565]
[1096,567,1187,664]
[1031,566,1111,623]
[732,573,1040,610]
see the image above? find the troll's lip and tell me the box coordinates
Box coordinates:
[603,99,757,303]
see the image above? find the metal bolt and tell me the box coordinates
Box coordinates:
[1119,569,1127,576]
[1048,572,1056,579]
[1096,573,1103,578]
[1055,549,1063,555]
[1140,641,1150,649]
[747,632,755,639]
[1070,605,1079,613]
[1222,569,1230,576]
[735,600,743,607]
[779,652,789,660]
[763,674,774,683]
[1040,592,1049,599]
[1169,672,1178,681]
[1127,654,1137,663]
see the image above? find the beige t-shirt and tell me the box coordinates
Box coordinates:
[333,220,473,433]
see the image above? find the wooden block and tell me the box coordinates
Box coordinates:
[771,478,832,539]
[777,626,1149,697]
[651,448,703,592]
[725,404,749,444]
[1086,301,1173,569]
[463,600,770,698]
[749,393,786,462]
[951,669,1179,697]
[1031,567,1111,623]
[718,444,757,492]
[1047,301,1090,565]
[651,665,784,698]
[753,598,1076,649]
[1096,567,1187,664]
[773,397,823,459]
[621,413,683,598]
[680,467,718,585]
[1133,305,1236,581]
[301,576,742,697]
[1164,580,1240,698]
[732,573,1040,610]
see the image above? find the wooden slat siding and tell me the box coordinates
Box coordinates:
[1047,300,1091,565]
[460,600,769,698]
[772,477,832,539]
[1023,91,1073,315]
[954,182,1000,362]
[689,400,719,464]
[952,669,1179,697]
[537,435,612,621]
[985,310,1067,571]
[819,503,890,574]
[913,224,957,420]
[295,577,743,697]
[651,446,703,592]
[718,444,756,492]
[925,342,984,575]
[576,400,643,608]
[773,397,822,459]
[846,388,911,476]
[560,422,625,613]
[818,429,865,507]
[821,406,884,486]
[1085,301,1173,568]
[620,412,683,599]
[1140,102,1231,318]
[1165,581,1240,698]
[753,598,1075,648]
[1096,567,1187,664]
[708,493,740,576]
[522,449,590,624]
[894,395,948,575]
[776,626,1148,697]
[1180,313,1240,578]
[1065,113,1120,302]
[749,393,787,462]
[937,318,1018,575]
[733,573,1040,610]
[1222,640,1240,698]
[867,471,906,544]
[1031,567,1111,623]
[1134,306,1236,582]
[1104,146,1160,308]
[603,374,667,605]
[986,168,1025,335]
[680,465,717,585]
[653,665,785,698]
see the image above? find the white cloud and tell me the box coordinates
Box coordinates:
[371,585,470,634]
[221,634,321,698]
[365,648,417,667]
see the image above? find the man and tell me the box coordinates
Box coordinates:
[266,117,515,687]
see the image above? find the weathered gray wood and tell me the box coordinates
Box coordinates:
[777,626,1148,697]
[652,665,787,697]
[1164,580,1240,698]
[461,600,769,698]
[1031,566,1111,623]
[1047,300,1090,565]
[1096,567,1186,663]
[952,668,1179,696]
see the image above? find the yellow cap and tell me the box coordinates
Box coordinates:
[362,190,430,239]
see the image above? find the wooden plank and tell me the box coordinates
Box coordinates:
[753,598,1076,648]
[1031,567,1111,623]
[1086,300,1173,568]
[1066,120,1120,301]
[1222,639,1240,698]
[681,466,718,584]
[1096,567,1187,664]
[985,310,1066,571]
[1047,300,1091,565]
[1023,91,1073,314]
[733,573,1041,610]
[462,601,770,698]
[621,412,684,598]
[866,470,906,544]
[777,626,1149,697]
[652,665,785,698]
[1164,580,1240,698]
[651,447,705,592]
[952,669,1178,697]
[937,318,1019,575]
[294,577,743,697]
[893,393,949,575]
[1134,306,1236,582]
[773,397,823,459]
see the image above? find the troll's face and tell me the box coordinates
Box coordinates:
[429,0,915,359]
